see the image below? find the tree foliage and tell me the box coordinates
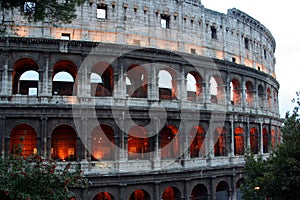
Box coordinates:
[242,104,300,200]
[0,155,87,200]
[0,0,87,24]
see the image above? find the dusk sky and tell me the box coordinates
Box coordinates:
[201,0,300,117]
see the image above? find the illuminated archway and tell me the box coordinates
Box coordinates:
[51,125,77,161]
[191,184,208,200]
[93,192,114,200]
[263,128,269,153]
[128,126,150,160]
[10,124,37,157]
[160,125,179,159]
[267,88,272,108]
[214,128,226,157]
[190,126,205,158]
[129,189,150,200]
[250,128,258,154]
[162,186,181,200]
[91,125,115,161]
[234,127,244,155]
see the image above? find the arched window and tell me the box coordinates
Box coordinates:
[216,181,230,200]
[158,69,177,100]
[230,79,241,105]
[160,125,179,159]
[90,63,113,97]
[263,128,269,153]
[191,184,208,200]
[236,179,245,200]
[91,125,115,161]
[128,126,150,160]
[10,124,37,157]
[234,127,244,155]
[187,72,202,101]
[271,129,276,148]
[51,125,77,161]
[129,189,150,200]
[258,85,264,108]
[214,128,226,157]
[246,81,254,106]
[12,58,39,95]
[162,186,181,200]
[93,192,114,200]
[210,76,224,104]
[190,126,205,158]
[126,65,147,98]
[52,60,77,96]
[267,88,272,108]
[250,128,259,154]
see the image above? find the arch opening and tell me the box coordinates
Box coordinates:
[91,63,113,97]
[190,126,205,158]
[234,127,244,155]
[158,69,177,100]
[126,65,148,98]
[160,125,179,159]
[10,124,37,157]
[191,184,208,200]
[214,128,226,157]
[128,126,150,160]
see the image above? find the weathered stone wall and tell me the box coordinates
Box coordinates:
[1,0,276,77]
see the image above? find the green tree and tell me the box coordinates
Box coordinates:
[0,154,87,200]
[0,0,86,24]
[242,104,300,199]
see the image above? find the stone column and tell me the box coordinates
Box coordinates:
[180,65,187,101]
[40,54,50,96]
[40,117,48,158]
[230,118,235,156]
[0,117,5,158]
[241,76,246,108]
[1,53,9,96]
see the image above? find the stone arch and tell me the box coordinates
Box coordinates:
[92,191,115,200]
[126,65,148,98]
[190,126,205,158]
[186,71,203,101]
[263,128,269,153]
[128,125,150,160]
[52,60,78,96]
[236,178,245,200]
[271,129,276,148]
[191,184,209,200]
[214,128,226,157]
[159,125,180,159]
[161,186,182,200]
[216,181,230,200]
[12,58,39,95]
[267,87,272,108]
[246,81,254,107]
[230,79,241,105]
[10,124,37,157]
[258,84,265,108]
[90,62,114,97]
[91,124,115,161]
[234,127,245,155]
[209,75,225,104]
[250,127,259,154]
[51,124,77,161]
[158,68,178,100]
[128,189,151,200]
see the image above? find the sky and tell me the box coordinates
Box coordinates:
[201,0,300,117]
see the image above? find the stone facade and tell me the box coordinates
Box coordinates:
[0,1,280,200]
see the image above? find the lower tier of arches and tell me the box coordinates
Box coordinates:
[73,165,244,200]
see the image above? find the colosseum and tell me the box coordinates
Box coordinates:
[0,0,281,199]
